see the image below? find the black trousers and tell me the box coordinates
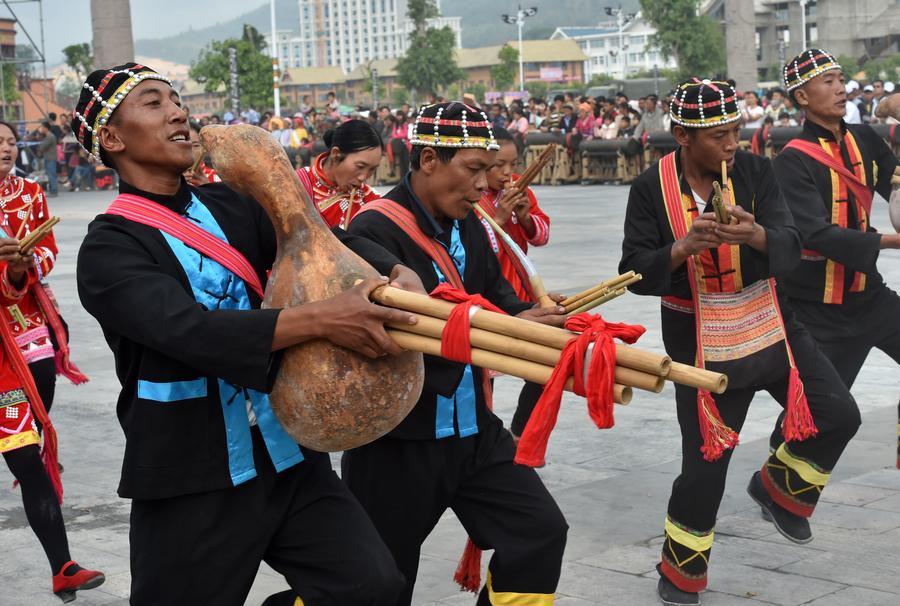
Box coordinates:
[129,428,403,606]
[789,285,900,388]
[510,380,544,437]
[341,420,568,606]
[28,358,56,434]
[661,324,860,592]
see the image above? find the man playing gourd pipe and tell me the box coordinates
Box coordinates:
[619,79,859,606]
[478,126,552,443]
[344,101,569,605]
[74,63,423,606]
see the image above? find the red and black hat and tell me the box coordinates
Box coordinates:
[783,49,841,93]
[669,78,740,129]
[71,62,171,160]
[410,102,499,151]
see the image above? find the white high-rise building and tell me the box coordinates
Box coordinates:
[266,0,462,73]
[550,12,677,82]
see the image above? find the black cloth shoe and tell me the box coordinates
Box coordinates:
[747,471,813,544]
[657,566,700,606]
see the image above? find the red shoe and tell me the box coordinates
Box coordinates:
[52,561,105,603]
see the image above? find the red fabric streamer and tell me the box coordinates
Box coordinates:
[33,284,88,385]
[429,283,505,364]
[515,312,645,468]
[0,292,62,502]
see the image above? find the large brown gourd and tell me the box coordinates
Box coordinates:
[200,124,424,451]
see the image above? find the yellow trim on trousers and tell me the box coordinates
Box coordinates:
[487,570,555,605]
[664,516,714,553]
[775,443,829,487]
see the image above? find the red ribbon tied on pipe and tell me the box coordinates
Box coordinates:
[515,312,646,467]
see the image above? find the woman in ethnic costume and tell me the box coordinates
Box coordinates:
[296,119,383,229]
[478,127,552,442]
[0,120,103,602]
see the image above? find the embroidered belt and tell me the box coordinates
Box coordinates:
[697,280,786,362]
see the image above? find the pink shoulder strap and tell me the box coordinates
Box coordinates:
[106,193,264,298]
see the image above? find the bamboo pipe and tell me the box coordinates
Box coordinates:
[561,271,636,308]
[515,143,556,190]
[386,328,632,405]
[566,274,643,316]
[371,286,672,376]
[472,204,555,308]
[14,200,34,239]
[665,361,729,394]
[568,288,626,316]
[388,314,665,393]
[17,217,59,253]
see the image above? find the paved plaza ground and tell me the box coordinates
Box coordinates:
[1,183,899,606]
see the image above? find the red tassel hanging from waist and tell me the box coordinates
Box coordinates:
[697,389,739,462]
[782,366,818,442]
[453,537,483,593]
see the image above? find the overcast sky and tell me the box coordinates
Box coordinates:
[7,0,259,65]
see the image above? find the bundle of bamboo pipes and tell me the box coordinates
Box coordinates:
[561,271,643,316]
[17,217,59,254]
[371,285,728,405]
[514,143,557,191]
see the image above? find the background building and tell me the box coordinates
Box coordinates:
[550,12,677,82]
[704,0,900,83]
[265,0,462,73]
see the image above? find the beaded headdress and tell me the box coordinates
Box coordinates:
[71,63,172,160]
[669,79,740,129]
[783,48,842,93]
[410,102,499,151]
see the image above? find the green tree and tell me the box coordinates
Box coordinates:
[525,80,549,99]
[392,86,410,106]
[640,0,726,80]
[464,82,487,105]
[396,0,464,100]
[62,43,93,79]
[587,73,615,87]
[190,25,279,111]
[407,0,439,34]
[491,44,518,91]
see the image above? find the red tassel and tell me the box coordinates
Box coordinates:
[697,390,739,462]
[453,538,482,593]
[782,367,818,442]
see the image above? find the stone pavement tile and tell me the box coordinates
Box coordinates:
[716,510,785,541]
[863,491,900,513]
[411,553,467,603]
[535,461,624,493]
[779,550,900,595]
[554,561,660,603]
[803,586,900,605]
[700,561,847,606]
[575,538,662,575]
[551,472,677,561]
[819,480,899,507]
[808,501,900,534]
[779,523,900,562]
[711,534,821,570]
[844,468,900,490]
